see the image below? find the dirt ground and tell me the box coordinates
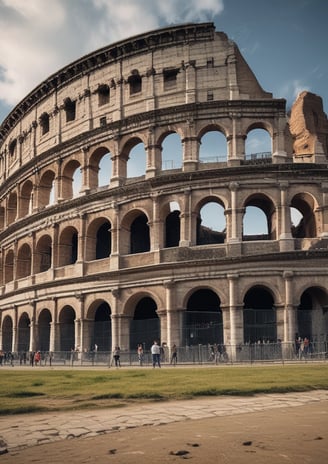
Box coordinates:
[2,401,327,464]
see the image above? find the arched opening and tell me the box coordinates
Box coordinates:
[61,160,81,200]
[18,313,30,352]
[185,289,223,345]
[199,130,227,163]
[297,287,328,343]
[165,204,180,247]
[162,133,183,170]
[2,316,13,352]
[4,250,14,283]
[93,302,112,351]
[20,180,33,217]
[243,194,275,240]
[128,71,142,94]
[127,142,147,178]
[7,192,17,224]
[197,200,226,245]
[35,235,52,273]
[38,309,52,352]
[291,193,316,238]
[96,221,111,259]
[38,170,55,208]
[130,297,159,350]
[245,128,272,160]
[98,152,111,187]
[130,213,150,254]
[59,306,75,352]
[58,227,78,266]
[243,286,276,343]
[16,244,32,279]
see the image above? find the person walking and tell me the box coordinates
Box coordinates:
[113,346,121,367]
[151,341,161,368]
[170,344,177,366]
[137,344,144,366]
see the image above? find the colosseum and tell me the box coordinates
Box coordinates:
[0,22,327,363]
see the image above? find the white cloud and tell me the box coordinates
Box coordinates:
[0,0,224,111]
[278,79,311,108]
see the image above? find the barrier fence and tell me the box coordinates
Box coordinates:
[1,341,327,367]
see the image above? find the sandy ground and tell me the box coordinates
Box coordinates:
[2,401,327,464]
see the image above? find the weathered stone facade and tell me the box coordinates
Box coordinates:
[0,23,327,357]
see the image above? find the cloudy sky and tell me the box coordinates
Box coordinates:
[0,0,327,124]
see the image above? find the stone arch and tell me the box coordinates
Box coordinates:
[243,193,276,240]
[16,243,32,279]
[195,196,226,245]
[243,285,276,343]
[297,286,328,342]
[58,305,76,351]
[184,287,223,346]
[38,308,52,352]
[38,170,55,208]
[245,123,272,160]
[291,192,317,238]
[86,300,112,351]
[120,209,150,255]
[58,226,78,266]
[85,217,111,261]
[1,315,13,352]
[4,249,14,283]
[34,234,52,273]
[198,124,228,163]
[17,312,30,352]
[62,159,81,199]
[7,191,17,224]
[161,200,181,248]
[19,180,33,217]
[159,131,183,170]
[127,294,160,350]
[89,146,112,189]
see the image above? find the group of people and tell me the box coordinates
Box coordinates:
[110,342,178,368]
[295,335,311,359]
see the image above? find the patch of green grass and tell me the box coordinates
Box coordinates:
[0,363,327,415]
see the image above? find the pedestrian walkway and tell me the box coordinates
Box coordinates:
[0,390,327,453]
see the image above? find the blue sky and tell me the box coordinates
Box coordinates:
[0,0,326,233]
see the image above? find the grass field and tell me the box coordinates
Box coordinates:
[0,363,327,415]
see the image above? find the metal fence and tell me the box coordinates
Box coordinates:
[2,341,327,368]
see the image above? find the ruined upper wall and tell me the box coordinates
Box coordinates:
[289,91,328,159]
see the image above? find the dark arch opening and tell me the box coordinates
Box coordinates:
[130,214,150,254]
[96,221,111,259]
[185,289,222,345]
[38,309,52,352]
[243,287,276,343]
[165,210,180,247]
[130,297,159,350]
[93,302,112,351]
[59,307,75,352]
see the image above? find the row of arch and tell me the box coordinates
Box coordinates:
[1,285,327,352]
[1,126,273,227]
[1,189,317,284]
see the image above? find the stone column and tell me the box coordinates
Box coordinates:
[272,116,287,163]
[110,203,120,269]
[283,271,297,342]
[149,193,162,252]
[180,188,193,246]
[279,182,294,251]
[145,127,161,178]
[182,120,198,172]
[164,280,181,352]
[80,145,91,193]
[49,297,58,352]
[227,273,243,361]
[227,114,244,165]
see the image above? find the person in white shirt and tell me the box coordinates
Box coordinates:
[150,341,161,368]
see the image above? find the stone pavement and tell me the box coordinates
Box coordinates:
[0,390,327,454]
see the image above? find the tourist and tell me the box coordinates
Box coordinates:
[151,341,161,368]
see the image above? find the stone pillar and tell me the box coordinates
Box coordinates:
[110,136,124,187]
[75,293,85,351]
[51,223,59,270]
[272,116,288,163]
[110,203,120,269]
[80,146,91,193]
[55,158,63,203]
[227,273,243,361]
[227,114,244,165]
[182,120,198,172]
[145,127,161,178]
[185,61,196,103]
[29,302,37,352]
[50,297,58,352]
[149,193,162,252]
[164,280,180,352]
[180,188,193,246]
[77,213,86,274]
[279,182,294,251]
[283,271,297,342]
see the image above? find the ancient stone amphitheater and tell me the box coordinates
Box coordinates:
[0,22,327,361]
